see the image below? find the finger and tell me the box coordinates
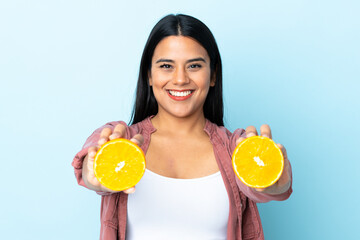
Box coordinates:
[123,187,136,194]
[88,146,98,160]
[277,143,288,160]
[109,124,126,140]
[235,137,245,146]
[278,144,290,179]
[236,129,248,145]
[98,127,112,146]
[85,149,97,174]
[130,134,144,147]
[245,126,258,137]
[254,187,265,192]
[260,124,272,139]
[276,144,291,187]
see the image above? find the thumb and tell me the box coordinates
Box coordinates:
[130,134,144,147]
[236,137,246,146]
[123,187,136,194]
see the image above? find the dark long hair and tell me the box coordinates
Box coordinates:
[130,14,224,126]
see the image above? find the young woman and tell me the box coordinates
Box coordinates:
[72,14,292,240]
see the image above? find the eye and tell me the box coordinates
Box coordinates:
[159,64,172,69]
[188,64,202,69]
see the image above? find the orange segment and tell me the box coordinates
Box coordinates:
[232,136,284,189]
[94,138,146,191]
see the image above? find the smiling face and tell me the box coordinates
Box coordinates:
[149,36,215,120]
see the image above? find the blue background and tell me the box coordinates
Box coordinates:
[1,0,359,239]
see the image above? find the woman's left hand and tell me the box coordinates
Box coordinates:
[236,124,292,195]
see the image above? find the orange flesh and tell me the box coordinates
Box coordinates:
[94,138,146,191]
[232,136,284,188]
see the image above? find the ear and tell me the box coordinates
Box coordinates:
[210,72,216,87]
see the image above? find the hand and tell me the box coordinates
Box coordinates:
[236,124,292,195]
[82,124,144,194]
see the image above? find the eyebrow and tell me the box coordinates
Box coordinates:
[155,57,206,64]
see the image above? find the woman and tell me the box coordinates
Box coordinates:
[72,14,292,240]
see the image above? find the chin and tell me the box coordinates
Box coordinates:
[157,104,204,119]
[169,109,203,119]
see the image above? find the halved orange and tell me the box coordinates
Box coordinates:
[94,138,146,191]
[232,136,284,189]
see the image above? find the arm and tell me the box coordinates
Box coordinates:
[72,121,143,195]
[231,126,293,203]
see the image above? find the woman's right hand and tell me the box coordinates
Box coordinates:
[82,124,144,194]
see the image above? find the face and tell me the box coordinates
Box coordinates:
[149,36,215,119]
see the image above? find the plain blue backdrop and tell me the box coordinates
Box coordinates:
[1,0,359,239]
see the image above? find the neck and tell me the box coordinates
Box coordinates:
[151,112,206,136]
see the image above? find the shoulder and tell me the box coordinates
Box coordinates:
[128,117,155,136]
[206,120,245,141]
[205,120,246,153]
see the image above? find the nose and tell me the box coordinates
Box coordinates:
[172,67,189,85]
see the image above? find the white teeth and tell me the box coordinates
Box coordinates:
[169,90,192,97]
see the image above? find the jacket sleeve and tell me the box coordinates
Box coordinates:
[71,121,128,195]
[230,128,293,203]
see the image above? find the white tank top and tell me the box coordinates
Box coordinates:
[126,169,229,240]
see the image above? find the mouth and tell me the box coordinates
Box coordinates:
[166,89,194,101]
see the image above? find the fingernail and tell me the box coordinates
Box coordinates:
[110,133,119,140]
[130,139,140,146]
[124,187,136,194]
